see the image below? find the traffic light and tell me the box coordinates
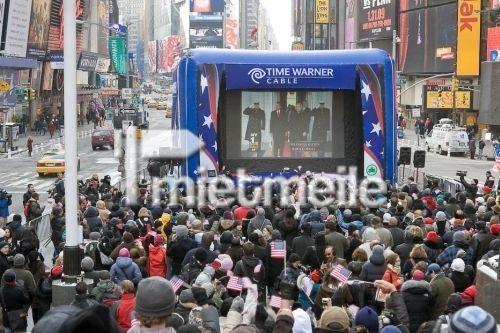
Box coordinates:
[28,89,36,100]
[451,77,459,92]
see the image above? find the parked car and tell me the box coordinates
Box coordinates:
[91,129,114,150]
[157,100,168,110]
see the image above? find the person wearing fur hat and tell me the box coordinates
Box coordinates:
[401,270,432,333]
[128,277,177,333]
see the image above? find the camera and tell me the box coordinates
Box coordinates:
[0,189,11,199]
[456,171,467,177]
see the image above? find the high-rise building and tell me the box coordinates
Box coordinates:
[117,0,145,55]
[241,0,259,49]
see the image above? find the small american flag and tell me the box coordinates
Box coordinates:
[270,241,286,259]
[269,294,282,308]
[170,275,185,293]
[491,143,500,173]
[301,276,313,296]
[227,276,243,291]
[330,265,352,283]
[254,263,261,273]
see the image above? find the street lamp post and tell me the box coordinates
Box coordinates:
[62,0,81,277]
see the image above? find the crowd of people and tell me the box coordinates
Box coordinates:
[0,171,499,333]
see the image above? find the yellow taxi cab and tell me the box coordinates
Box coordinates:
[36,146,80,177]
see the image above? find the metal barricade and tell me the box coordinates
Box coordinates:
[27,213,52,247]
[397,165,427,189]
[112,167,150,194]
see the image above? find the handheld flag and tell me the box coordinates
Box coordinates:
[227,276,243,292]
[269,294,282,308]
[270,240,286,259]
[170,275,185,293]
[491,143,500,173]
[241,277,253,289]
[330,265,352,283]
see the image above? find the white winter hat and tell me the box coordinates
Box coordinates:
[383,213,392,224]
[451,258,465,273]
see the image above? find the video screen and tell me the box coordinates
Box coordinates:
[237,91,335,159]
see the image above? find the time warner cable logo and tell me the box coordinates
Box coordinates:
[248,68,267,84]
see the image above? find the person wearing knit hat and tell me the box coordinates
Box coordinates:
[380,325,402,333]
[318,306,350,332]
[13,253,25,268]
[110,247,142,286]
[382,213,392,224]
[448,306,496,333]
[355,306,379,333]
[412,270,425,281]
[490,223,500,236]
[449,258,472,292]
[131,277,176,332]
[81,256,100,286]
[173,225,189,239]
[174,289,197,324]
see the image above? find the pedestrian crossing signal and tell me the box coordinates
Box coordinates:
[27,89,36,100]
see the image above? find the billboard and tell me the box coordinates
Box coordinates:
[424,85,472,109]
[493,0,500,9]
[316,0,329,24]
[48,0,87,52]
[3,0,33,57]
[399,2,457,74]
[344,0,355,49]
[225,0,239,49]
[147,41,157,73]
[190,0,224,13]
[27,0,51,59]
[165,36,180,73]
[358,0,396,40]
[157,39,168,72]
[487,27,500,61]
[189,14,223,49]
[96,0,109,55]
[456,0,481,77]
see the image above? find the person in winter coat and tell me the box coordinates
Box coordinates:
[0,241,10,279]
[9,214,25,244]
[2,254,36,300]
[83,206,103,233]
[383,253,402,291]
[447,258,472,292]
[70,281,99,309]
[26,193,43,223]
[314,267,353,309]
[0,271,30,331]
[372,216,394,249]
[422,231,444,263]
[0,192,12,228]
[426,264,454,320]
[91,270,120,302]
[401,270,432,333]
[109,231,145,260]
[360,245,387,282]
[291,223,314,258]
[387,217,405,248]
[95,200,110,223]
[168,225,197,276]
[113,280,136,331]
[211,211,239,237]
[182,232,216,268]
[127,277,177,333]
[234,242,266,298]
[277,253,302,300]
[303,210,325,237]
[471,221,495,265]
[148,234,167,278]
[324,220,349,260]
[395,226,424,267]
[247,208,272,236]
[81,256,100,287]
[110,248,142,286]
[401,244,429,279]
[50,206,65,254]
[436,231,474,267]
[278,209,300,246]
[358,227,381,258]
[174,289,197,324]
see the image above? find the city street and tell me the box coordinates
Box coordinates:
[397,128,494,184]
[0,107,169,215]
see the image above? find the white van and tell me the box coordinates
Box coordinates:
[425,119,469,155]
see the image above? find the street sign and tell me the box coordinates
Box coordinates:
[412,108,421,118]
[121,88,133,99]
[0,81,10,93]
[398,77,407,85]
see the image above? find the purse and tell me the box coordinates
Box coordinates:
[1,289,28,331]
[98,244,114,266]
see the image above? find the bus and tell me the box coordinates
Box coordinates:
[172,49,396,183]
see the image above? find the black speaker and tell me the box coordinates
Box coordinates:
[399,147,412,165]
[413,150,426,168]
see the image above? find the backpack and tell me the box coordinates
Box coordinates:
[180,261,202,285]
[100,292,120,308]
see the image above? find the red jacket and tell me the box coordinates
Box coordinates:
[234,207,251,222]
[148,244,167,277]
[115,293,135,331]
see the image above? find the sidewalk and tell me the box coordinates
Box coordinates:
[1,120,111,158]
